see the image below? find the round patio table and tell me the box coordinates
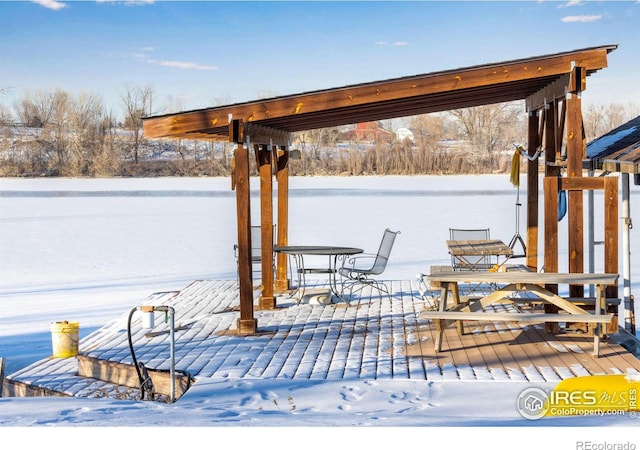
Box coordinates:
[274,245,363,302]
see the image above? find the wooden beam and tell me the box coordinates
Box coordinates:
[77,355,191,400]
[275,147,290,292]
[143,48,611,139]
[257,145,275,310]
[164,132,229,141]
[524,65,586,112]
[3,379,71,398]
[604,177,619,298]
[565,89,585,177]
[543,176,560,276]
[565,87,585,297]
[231,120,257,335]
[420,311,612,324]
[543,176,560,332]
[525,73,570,111]
[559,177,605,191]
[526,110,540,271]
[557,99,567,161]
[544,101,561,177]
[602,159,640,174]
[570,65,587,94]
[244,123,290,146]
[568,186,585,280]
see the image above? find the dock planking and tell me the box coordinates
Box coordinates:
[3,279,640,401]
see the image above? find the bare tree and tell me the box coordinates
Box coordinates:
[121,84,154,164]
[65,93,108,175]
[0,103,13,127]
[31,89,70,170]
[15,89,68,128]
[163,94,185,115]
[257,89,280,99]
[583,103,608,143]
[407,113,442,171]
[449,102,524,168]
[583,102,640,142]
[626,103,640,121]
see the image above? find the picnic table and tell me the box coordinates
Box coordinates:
[419,271,619,357]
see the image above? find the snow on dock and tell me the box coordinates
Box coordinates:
[4,279,640,401]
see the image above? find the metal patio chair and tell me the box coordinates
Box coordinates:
[338,228,400,299]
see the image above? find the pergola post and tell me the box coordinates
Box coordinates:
[525,109,540,272]
[257,144,276,310]
[275,146,290,292]
[621,173,634,333]
[230,119,257,335]
[565,67,586,298]
[603,176,619,299]
[542,100,562,332]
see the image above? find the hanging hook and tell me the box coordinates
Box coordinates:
[513,143,543,162]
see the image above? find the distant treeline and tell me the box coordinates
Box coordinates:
[1,86,637,178]
[0,129,515,178]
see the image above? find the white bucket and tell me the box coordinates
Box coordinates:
[50,321,79,358]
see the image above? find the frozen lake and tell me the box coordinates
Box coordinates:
[0,174,528,291]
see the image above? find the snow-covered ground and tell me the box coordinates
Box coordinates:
[1,175,639,446]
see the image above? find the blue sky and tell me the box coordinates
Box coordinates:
[1,1,638,120]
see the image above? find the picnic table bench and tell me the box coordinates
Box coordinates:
[419,271,619,357]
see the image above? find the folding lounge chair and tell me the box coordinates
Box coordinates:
[448,227,495,271]
[448,227,498,294]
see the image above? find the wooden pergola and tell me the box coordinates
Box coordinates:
[143,45,619,335]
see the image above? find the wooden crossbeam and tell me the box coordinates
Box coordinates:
[242,123,291,146]
[525,73,570,112]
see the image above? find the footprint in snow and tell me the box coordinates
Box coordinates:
[389,390,422,404]
[240,390,281,409]
[239,392,263,407]
[340,385,363,402]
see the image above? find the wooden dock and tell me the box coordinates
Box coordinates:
[3,279,640,401]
